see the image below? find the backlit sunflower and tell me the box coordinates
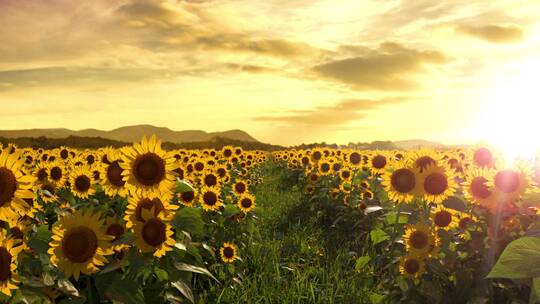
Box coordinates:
[381,163,419,203]
[237,193,256,213]
[104,217,129,252]
[490,165,531,202]
[419,164,457,204]
[133,208,175,258]
[0,231,23,296]
[125,194,178,229]
[220,242,238,263]
[399,254,425,279]
[200,187,223,212]
[48,209,113,280]
[369,152,390,175]
[409,149,441,173]
[404,223,437,258]
[120,135,177,201]
[430,205,458,230]
[462,168,494,207]
[99,150,129,198]
[0,149,35,218]
[69,166,96,199]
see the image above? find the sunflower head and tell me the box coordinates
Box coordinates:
[220,242,238,263]
[69,166,96,199]
[199,187,223,212]
[399,254,425,279]
[237,193,256,213]
[404,223,437,257]
[133,207,175,258]
[419,164,457,204]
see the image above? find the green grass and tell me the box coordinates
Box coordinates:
[200,162,373,304]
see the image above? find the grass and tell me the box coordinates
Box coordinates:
[200,162,373,304]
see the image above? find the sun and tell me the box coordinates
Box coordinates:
[470,58,540,162]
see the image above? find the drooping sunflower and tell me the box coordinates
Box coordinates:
[237,193,256,213]
[430,205,458,231]
[0,149,35,218]
[104,217,129,252]
[99,150,129,198]
[133,208,175,258]
[419,164,457,204]
[0,231,23,296]
[381,163,419,203]
[48,209,113,280]
[404,223,437,258]
[220,242,238,263]
[399,254,425,279]
[69,166,96,199]
[199,187,223,212]
[120,135,177,200]
[125,194,178,229]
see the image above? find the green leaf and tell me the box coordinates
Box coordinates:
[385,212,408,225]
[176,180,195,193]
[105,276,145,304]
[532,277,540,303]
[369,292,385,304]
[487,237,540,279]
[354,256,371,272]
[171,280,195,303]
[155,267,169,281]
[28,225,53,255]
[173,262,220,283]
[222,204,240,218]
[443,196,467,212]
[370,228,390,245]
[172,208,205,238]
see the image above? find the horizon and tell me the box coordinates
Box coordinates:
[1,0,540,157]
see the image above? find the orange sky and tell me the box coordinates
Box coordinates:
[1,0,540,148]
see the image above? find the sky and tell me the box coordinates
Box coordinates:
[1,0,540,147]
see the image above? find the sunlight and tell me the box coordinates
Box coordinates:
[472,58,540,163]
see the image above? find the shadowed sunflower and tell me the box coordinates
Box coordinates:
[104,217,129,252]
[0,231,23,296]
[133,207,175,258]
[318,159,332,176]
[0,149,35,218]
[220,242,238,263]
[381,163,419,203]
[48,209,113,280]
[419,164,457,204]
[33,163,49,185]
[38,181,58,203]
[125,194,178,229]
[237,193,256,213]
[399,254,425,279]
[404,223,438,258]
[69,166,95,199]
[99,150,129,198]
[120,135,177,201]
[200,187,223,212]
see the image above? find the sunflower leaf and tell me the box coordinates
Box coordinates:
[171,280,195,303]
[173,262,220,284]
[172,208,205,238]
[176,179,195,193]
[487,236,540,279]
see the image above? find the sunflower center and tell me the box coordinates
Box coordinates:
[223,149,232,158]
[434,211,452,227]
[372,155,387,169]
[0,167,17,206]
[74,175,91,192]
[204,174,218,187]
[42,184,55,196]
[309,173,319,182]
[106,223,125,241]
[424,173,448,195]
[217,168,226,178]
[194,162,204,172]
[60,149,69,159]
[471,177,491,199]
[223,247,235,258]
[203,191,218,206]
[136,198,164,222]
[241,198,252,209]
[133,153,166,186]
[415,156,435,172]
[474,148,493,167]
[141,219,166,247]
[107,161,125,187]
[341,171,351,179]
[62,226,98,263]
[180,191,195,203]
[86,155,95,165]
[409,231,429,249]
[349,152,361,165]
[390,169,415,193]
[10,227,23,240]
[321,163,330,172]
[50,167,62,181]
[0,247,12,281]
[404,259,420,274]
[494,170,520,193]
[312,151,322,161]
[235,183,246,194]
[37,168,48,182]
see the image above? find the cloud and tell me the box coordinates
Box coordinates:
[312,42,447,90]
[456,24,524,43]
[255,97,407,125]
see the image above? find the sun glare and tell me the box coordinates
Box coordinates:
[472,58,540,162]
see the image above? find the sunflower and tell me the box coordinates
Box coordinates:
[237,193,256,213]
[100,150,129,198]
[0,149,35,218]
[381,163,419,203]
[347,151,362,167]
[419,164,457,204]
[430,205,458,230]
[104,217,129,252]
[233,180,248,196]
[318,160,332,176]
[490,165,531,202]
[339,167,353,181]
[201,170,221,188]
[200,187,223,212]
[120,135,177,200]
[38,181,58,203]
[463,168,494,207]
[33,163,49,185]
[69,166,96,199]
[404,223,437,257]
[48,209,113,280]
[178,190,197,207]
[125,194,178,229]
[0,231,23,296]
[221,146,234,159]
[369,152,389,175]
[220,242,238,263]
[47,161,67,187]
[399,255,425,279]
[471,145,498,169]
[133,207,175,258]
[409,149,441,173]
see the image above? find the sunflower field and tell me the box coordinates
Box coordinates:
[1,136,540,303]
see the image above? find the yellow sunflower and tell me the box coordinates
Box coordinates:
[0,149,35,218]
[399,254,425,279]
[133,207,175,258]
[125,194,178,229]
[339,166,353,181]
[104,217,129,252]
[430,205,458,231]
[233,180,248,196]
[200,187,223,212]
[201,170,221,188]
[99,150,129,198]
[490,164,531,202]
[0,231,23,296]
[69,166,96,199]
[237,193,256,213]
[48,209,113,280]
[318,160,332,176]
[404,223,437,258]
[381,163,419,203]
[178,189,197,207]
[120,135,177,201]
[409,149,442,173]
[419,164,457,204]
[368,152,390,175]
[462,168,494,207]
[220,242,238,263]
[47,161,67,187]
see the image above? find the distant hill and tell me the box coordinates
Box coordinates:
[394,139,446,150]
[0,125,259,144]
